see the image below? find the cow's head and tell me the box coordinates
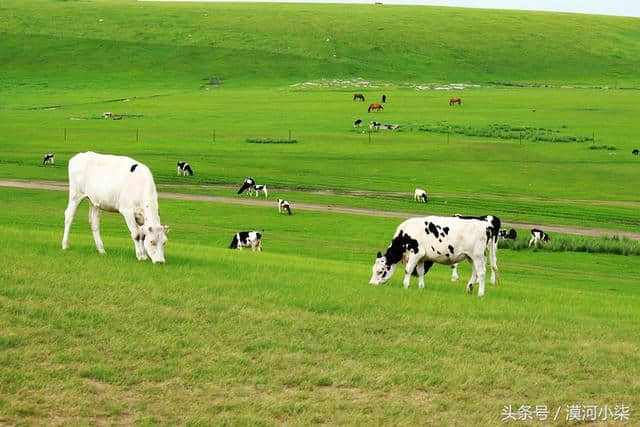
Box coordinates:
[144,225,169,264]
[369,251,397,285]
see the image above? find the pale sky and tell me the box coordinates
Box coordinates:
[144,0,640,18]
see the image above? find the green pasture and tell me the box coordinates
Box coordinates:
[1,187,639,424]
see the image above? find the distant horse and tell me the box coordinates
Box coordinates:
[353,93,365,102]
[449,98,462,106]
[368,103,384,113]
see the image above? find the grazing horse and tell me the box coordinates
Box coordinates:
[449,98,462,106]
[353,93,365,102]
[368,103,384,113]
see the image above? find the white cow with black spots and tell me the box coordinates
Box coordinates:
[370,215,500,297]
[414,188,428,203]
[229,231,262,251]
[529,228,550,247]
[62,152,170,264]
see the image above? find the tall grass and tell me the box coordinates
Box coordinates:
[418,122,594,142]
[499,234,640,256]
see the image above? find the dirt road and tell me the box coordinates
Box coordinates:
[2,179,639,241]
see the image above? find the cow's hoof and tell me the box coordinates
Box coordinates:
[466,283,473,294]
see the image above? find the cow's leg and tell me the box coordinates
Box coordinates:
[88,203,105,254]
[465,258,477,295]
[62,191,84,250]
[451,263,459,281]
[488,241,499,285]
[416,261,434,289]
[121,210,147,261]
[403,253,422,289]
[471,254,487,297]
[528,236,535,247]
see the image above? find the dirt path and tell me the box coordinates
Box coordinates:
[2,179,639,241]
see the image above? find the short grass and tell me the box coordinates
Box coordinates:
[1,187,639,424]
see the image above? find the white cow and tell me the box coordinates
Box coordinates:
[370,215,500,296]
[62,152,169,264]
[414,188,428,203]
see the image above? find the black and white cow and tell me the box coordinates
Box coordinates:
[237,177,255,195]
[354,119,363,128]
[42,153,55,165]
[252,184,268,198]
[277,199,292,215]
[633,149,639,156]
[370,215,500,296]
[177,161,194,176]
[529,228,549,247]
[229,231,262,251]
[369,121,381,130]
[414,188,428,203]
[499,228,517,240]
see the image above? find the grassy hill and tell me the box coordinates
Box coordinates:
[2,0,640,91]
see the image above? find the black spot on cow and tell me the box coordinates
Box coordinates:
[238,231,250,244]
[427,222,439,236]
[448,245,454,254]
[130,164,138,172]
[431,246,435,252]
[384,230,419,266]
[454,214,488,221]
[411,260,434,276]
[436,251,441,255]
[438,239,442,243]
[443,227,450,235]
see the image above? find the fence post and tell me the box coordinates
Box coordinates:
[368,129,371,144]
[212,129,216,143]
[289,129,291,141]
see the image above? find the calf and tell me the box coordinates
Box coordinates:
[62,151,169,264]
[277,199,292,215]
[237,177,255,194]
[529,228,549,247]
[499,228,517,240]
[229,231,262,251]
[42,153,55,165]
[354,119,363,128]
[414,188,428,203]
[177,161,194,176]
[370,215,500,296]
[253,184,268,198]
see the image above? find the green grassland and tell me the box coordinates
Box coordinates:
[1,187,639,424]
[1,0,640,424]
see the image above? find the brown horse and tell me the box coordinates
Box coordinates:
[353,93,365,102]
[449,97,462,106]
[368,103,384,113]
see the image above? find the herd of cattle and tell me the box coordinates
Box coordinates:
[51,150,556,297]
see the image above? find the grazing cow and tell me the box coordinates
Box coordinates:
[369,121,381,130]
[353,119,363,128]
[237,177,255,195]
[252,184,268,198]
[414,188,428,203]
[449,98,462,106]
[633,149,639,156]
[353,93,365,102]
[369,215,500,296]
[62,152,169,264]
[368,103,384,113]
[499,228,517,240]
[277,199,292,215]
[229,231,262,251]
[42,153,55,165]
[103,112,112,119]
[380,124,399,130]
[177,161,194,176]
[382,94,387,103]
[529,228,550,247]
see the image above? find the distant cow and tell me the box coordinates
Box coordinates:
[414,188,428,203]
[62,151,170,264]
[369,121,381,130]
[354,119,363,128]
[499,228,517,240]
[253,184,268,198]
[382,94,387,103]
[229,231,262,251]
[237,177,255,195]
[103,112,112,119]
[449,98,462,106]
[368,103,384,113]
[177,161,194,176]
[379,124,399,130]
[277,199,292,215]
[353,93,365,102]
[370,215,500,296]
[529,228,550,247]
[633,149,639,156]
[42,153,55,165]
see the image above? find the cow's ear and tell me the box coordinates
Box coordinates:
[377,251,382,259]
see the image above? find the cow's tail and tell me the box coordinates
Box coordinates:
[229,234,239,249]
